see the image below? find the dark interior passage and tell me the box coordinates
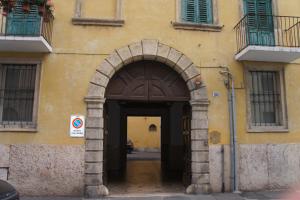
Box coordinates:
[104,101,191,194]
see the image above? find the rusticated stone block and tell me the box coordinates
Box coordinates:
[192,173,210,184]
[186,183,211,194]
[87,108,103,118]
[85,140,103,151]
[191,129,208,140]
[85,174,102,185]
[87,84,105,98]
[85,128,103,140]
[191,151,209,162]
[85,185,109,197]
[85,151,103,162]
[85,117,103,128]
[191,162,210,173]
[191,118,208,130]
[85,163,103,174]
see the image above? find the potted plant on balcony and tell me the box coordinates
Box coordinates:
[0,0,15,16]
[35,0,45,15]
[22,0,30,13]
[43,0,53,21]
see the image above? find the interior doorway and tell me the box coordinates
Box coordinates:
[104,101,191,194]
[102,60,192,194]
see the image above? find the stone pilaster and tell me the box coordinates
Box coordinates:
[187,99,211,194]
[84,97,108,198]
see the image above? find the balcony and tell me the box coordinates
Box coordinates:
[234,14,300,63]
[0,7,53,53]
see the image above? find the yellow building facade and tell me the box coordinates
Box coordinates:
[0,0,300,197]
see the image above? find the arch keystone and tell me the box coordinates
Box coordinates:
[142,39,159,59]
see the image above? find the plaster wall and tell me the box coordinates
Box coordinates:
[127,117,161,150]
[0,0,300,195]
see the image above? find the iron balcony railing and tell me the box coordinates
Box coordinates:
[0,7,54,45]
[234,14,300,53]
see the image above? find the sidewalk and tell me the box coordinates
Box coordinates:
[21,190,286,200]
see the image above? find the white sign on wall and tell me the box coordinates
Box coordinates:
[70,115,85,137]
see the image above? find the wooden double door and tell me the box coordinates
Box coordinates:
[103,101,191,186]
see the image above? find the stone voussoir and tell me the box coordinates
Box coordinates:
[98,60,115,78]
[182,64,200,82]
[166,48,183,68]
[106,51,123,71]
[90,71,109,88]
[156,43,171,62]
[129,42,143,61]
[116,46,133,65]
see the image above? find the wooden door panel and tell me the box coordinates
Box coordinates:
[105,61,190,101]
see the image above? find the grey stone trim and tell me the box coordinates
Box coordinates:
[72,18,124,27]
[172,22,223,32]
[85,40,210,197]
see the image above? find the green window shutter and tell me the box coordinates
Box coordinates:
[182,0,197,22]
[198,0,213,24]
[244,0,257,28]
[6,1,41,36]
[181,0,213,24]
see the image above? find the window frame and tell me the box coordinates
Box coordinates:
[173,0,223,31]
[0,59,41,132]
[244,64,288,133]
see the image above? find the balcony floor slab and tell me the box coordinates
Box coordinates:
[0,36,52,53]
[235,45,300,63]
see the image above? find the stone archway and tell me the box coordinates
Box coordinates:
[84,39,210,198]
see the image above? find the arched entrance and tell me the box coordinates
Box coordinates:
[84,40,210,197]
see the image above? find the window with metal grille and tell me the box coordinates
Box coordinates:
[181,0,213,24]
[249,71,282,126]
[0,64,37,128]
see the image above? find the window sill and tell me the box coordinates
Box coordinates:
[247,127,289,133]
[72,17,125,27]
[0,124,37,132]
[0,128,37,133]
[172,21,223,32]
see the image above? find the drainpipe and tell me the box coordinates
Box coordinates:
[219,68,239,193]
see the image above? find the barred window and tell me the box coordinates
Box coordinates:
[248,70,286,129]
[0,64,39,130]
